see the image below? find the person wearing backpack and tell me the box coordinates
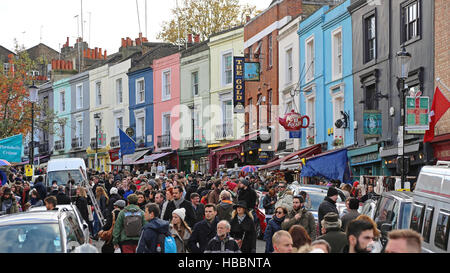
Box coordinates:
[113,194,146,253]
[136,203,176,253]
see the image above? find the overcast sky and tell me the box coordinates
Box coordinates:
[1,0,272,54]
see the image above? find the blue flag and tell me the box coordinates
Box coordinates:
[119,128,135,157]
[301,149,352,184]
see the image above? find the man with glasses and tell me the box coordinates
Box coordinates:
[264,206,287,253]
[281,195,316,240]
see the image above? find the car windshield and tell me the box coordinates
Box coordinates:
[47,170,84,186]
[306,192,327,211]
[0,223,62,253]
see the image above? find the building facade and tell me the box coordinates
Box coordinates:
[52,78,72,159]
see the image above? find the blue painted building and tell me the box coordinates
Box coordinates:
[298,0,354,151]
[52,78,72,158]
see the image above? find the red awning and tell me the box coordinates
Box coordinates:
[259,144,322,171]
[212,133,258,153]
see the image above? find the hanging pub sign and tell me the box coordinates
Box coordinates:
[244,62,260,81]
[363,110,382,137]
[233,57,245,113]
[406,96,429,132]
[278,110,310,131]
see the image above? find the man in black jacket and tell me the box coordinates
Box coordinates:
[204,220,241,253]
[190,193,205,225]
[188,204,219,253]
[318,187,340,235]
[33,176,47,200]
[56,186,71,205]
[136,203,170,253]
[237,178,257,212]
[163,186,196,228]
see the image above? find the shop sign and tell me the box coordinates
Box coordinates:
[244,62,260,81]
[406,96,429,131]
[233,57,245,113]
[363,111,382,137]
[259,152,270,163]
[350,152,379,165]
[279,110,310,131]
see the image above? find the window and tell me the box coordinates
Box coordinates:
[116,78,123,104]
[410,202,425,233]
[267,90,272,126]
[3,63,9,74]
[306,94,315,139]
[286,48,293,84]
[222,100,232,125]
[162,70,171,100]
[423,206,434,243]
[60,91,65,112]
[162,114,171,136]
[192,71,199,96]
[257,41,263,68]
[257,94,262,128]
[364,15,376,63]
[332,29,342,79]
[305,37,315,82]
[401,0,420,43]
[115,117,123,136]
[60,124,65,142]
[75,119,83,138]
[137,117,145,138]
[435,210,450,250]
[95,82,102,106]
[136,78,145,104]
[76,84,83,109]
[364,84,378,110]
[223,52,233,86]
[248,98,253,130]
[248,45,252,61]
[268,34,273,68]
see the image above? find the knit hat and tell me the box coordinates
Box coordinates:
[239,178,249,187]
[227,181,237,191]
[113,200,126,208]
[109,187,118,195]
[321,212,342,230]
[327,187,339,197]
[172,208,186,221]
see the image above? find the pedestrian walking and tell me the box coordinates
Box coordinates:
[229,201,256,253]
[262,189,277,215]
[112,194,146,253]
[136,203,172,253]
[32,175,47,201]
[190,193,205,226]
[216,190,234,223]
[169,208,192,253]
[281,195,316,240]
[204,220,241,253]
[264,206,287,253]
[163,186,196,228]
[187,204,219,253]
[316,212,348,253]
[341,197,361,232]
[99,200,125,253]
[29,189,44,207]
[318,187,339,235]
[0,188,19,214]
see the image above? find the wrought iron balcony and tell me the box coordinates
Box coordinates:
[157,134,171,149]
[72,137,83,149]
[215,123,233,140]
[184,139,204,148]
[110,136,120,148]
[54,140,65,151]
[39,141,49,154]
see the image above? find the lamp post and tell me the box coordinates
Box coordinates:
[29,82,39,169]
[94,113,100,171]
[396,46,412,190]
[189,105,195,174]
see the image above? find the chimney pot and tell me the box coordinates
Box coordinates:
[104,50,107,60]
[188,34,193,44]
[246,15,251,22]
[194,34,200,43]
[98,48,102,59]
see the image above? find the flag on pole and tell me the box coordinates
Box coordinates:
[424,87,450,143]
[119,128,136,157]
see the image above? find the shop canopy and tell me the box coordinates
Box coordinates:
[133,152,173,165]
[211,133,258,153]
[259,144,322,171]
[300,148,352,184]
[108,149,150,166]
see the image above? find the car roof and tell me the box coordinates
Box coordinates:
[382,191,414,200]
[29,204,75,212]
[0,211,61,226]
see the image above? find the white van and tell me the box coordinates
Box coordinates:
[410,161,450,253]
[46,158,87,188]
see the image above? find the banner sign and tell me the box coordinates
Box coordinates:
[0,134,23,163]
[233,57,245,113]
[363,111,382,137]
[289,131,302,138]
[406,96,429,131]
[244,62,260,81]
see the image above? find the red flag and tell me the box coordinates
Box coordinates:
[424,87,450,143]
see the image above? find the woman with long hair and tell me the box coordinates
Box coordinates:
[229,201,257,253]
[75,187,92,235]
[94,186,109,238]
[170,208,192,253]
[29,189,43,207]
[288,225,312,252]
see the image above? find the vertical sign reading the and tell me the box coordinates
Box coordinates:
[233,57,245,113]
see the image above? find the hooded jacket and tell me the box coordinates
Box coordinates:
[136,218,170,253]
[264,215,285,253]
[217,200,234,223]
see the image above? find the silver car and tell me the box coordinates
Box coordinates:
[0,210,96,253]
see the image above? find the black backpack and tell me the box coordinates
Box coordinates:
[123,208,143,237]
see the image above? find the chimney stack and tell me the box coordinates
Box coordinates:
[104,50,107,60]
[188,34,193,44]
[98,48,102,59]
[194,34,200,43]
[246,15,251,23]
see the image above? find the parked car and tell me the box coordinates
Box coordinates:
[410,161,450,253]
[373,191,414,248]
[0,210,96,253]
[29,204,90,242]
[360,198,378,220]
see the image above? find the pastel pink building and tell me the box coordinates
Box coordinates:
[153,52,181,169]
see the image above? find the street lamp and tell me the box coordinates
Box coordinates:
[94,113,100,171]
[188,105,195,174]
[29,82,39,169]
[396,46,412,190]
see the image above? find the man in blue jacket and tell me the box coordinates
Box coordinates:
[33,175,47,200]
[136,203,170,253]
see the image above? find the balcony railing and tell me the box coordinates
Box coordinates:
[215,123,233,140]
[157,134,171,149]
[54,140,65,151]
[39,141,49,154]
[184,139,204,148]
[110,136,120,148]
[71,137,83,149]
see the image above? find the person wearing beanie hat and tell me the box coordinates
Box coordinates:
[170,207,192,253]
[107,187,122,215]
[318,187,340,236]
[316,212,347,253]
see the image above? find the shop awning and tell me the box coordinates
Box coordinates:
[259,144,322,171]
[212,133,258,153]
[108,149,151,166]
[133,152,173,165]
[300,148,352,184]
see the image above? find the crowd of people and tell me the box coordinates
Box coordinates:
[0,166,424,254]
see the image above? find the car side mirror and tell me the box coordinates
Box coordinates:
[380,223,392,234]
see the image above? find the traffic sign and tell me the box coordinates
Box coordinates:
[25,165,33,177]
